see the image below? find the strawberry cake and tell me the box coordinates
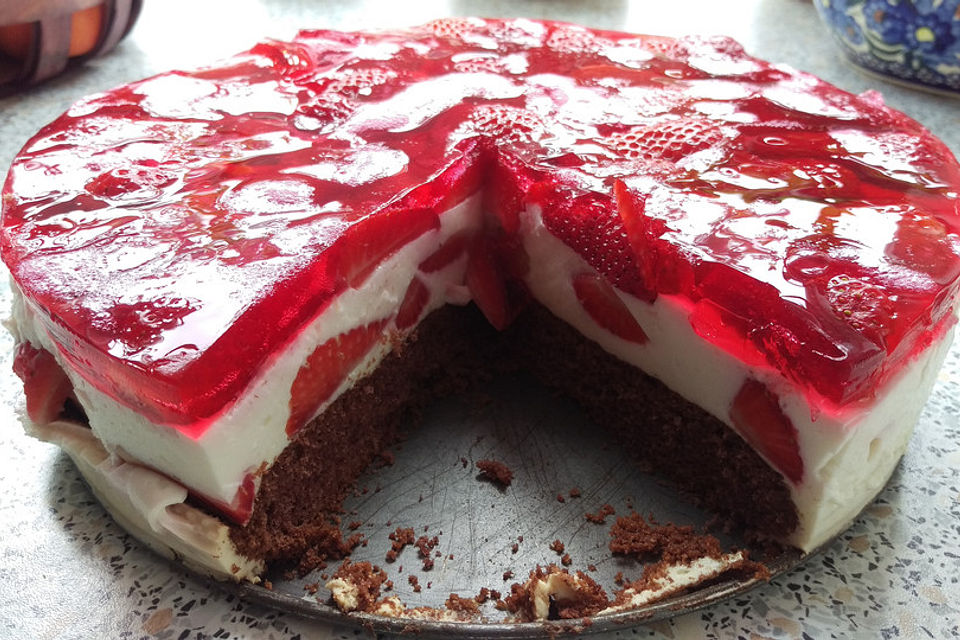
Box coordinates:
[3,18,960,588]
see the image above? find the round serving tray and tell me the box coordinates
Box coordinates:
[203,373,824,637]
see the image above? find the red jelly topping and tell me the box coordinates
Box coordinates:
[3,19,959,436]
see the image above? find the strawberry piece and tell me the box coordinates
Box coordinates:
[484,150,536,236]
[689,299,768,367]
[330,207,440,289]
[824,274,897,349]
[537,182,654,302]
[729,379,804,484]
[424,17,483,41]
[545,24,608,55]
[600,118,725,163]
[190,470,259,525]
[466,236,511,331]
[887,212,960,286]
[287,320,388,436]
[396,276,430,331]
[614,180,692,296]
[572,272,649,345]
[85,166,177,200]
[465,104,545,147]
[418,231,469,273]
[320,66,398,99]
[12,343,74,424]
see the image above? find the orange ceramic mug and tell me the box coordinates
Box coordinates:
[0,0,141,86]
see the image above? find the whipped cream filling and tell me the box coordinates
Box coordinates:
[597,552,747,615]
[518,204,953,551]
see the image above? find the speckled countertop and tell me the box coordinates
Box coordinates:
[1,1,959,638]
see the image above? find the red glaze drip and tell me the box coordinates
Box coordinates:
[2,19,959,437]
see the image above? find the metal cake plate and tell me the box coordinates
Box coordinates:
[204,372,824,637]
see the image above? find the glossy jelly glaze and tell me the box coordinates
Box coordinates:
[3,18,960,436]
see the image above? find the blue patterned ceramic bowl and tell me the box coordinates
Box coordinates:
[814,0,960,92]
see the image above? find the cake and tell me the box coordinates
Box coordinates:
[3,17,959,599]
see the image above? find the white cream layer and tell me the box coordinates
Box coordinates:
[9,195,952,555]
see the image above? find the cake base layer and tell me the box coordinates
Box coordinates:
[229,305,496,574]
[509,305,798,542]
[228,302,797,573]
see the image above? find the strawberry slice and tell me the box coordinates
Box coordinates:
[600,117,725,163]
[466,236,511,330]
[689,299,768,367]
[418,231,469,273]
[536,182,654,302]
[729,379,804,484]
[395,276,430,331]
[887,212,960,286]
[465,104,545,147]
[824,274,896,348]
[190,470,259,525]
[84,166,176,200]
[286,320,388,436]
[572,272,649,345]
[330,207,440,289]
[424,17,483,40]
[12,343,75,424]
[614,180,692,295]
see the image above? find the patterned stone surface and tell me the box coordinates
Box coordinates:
[1,1,959,638]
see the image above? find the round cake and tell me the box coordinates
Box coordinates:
[2,18,959,615]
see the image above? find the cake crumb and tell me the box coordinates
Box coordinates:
[608,512,720,562]
[476,459,513,488]
[502,565,609,621]
[569,488,581,498]
[408,575,421,593]
[503,570,514,581]
[304,582,319,595]
[386,526,416,562]
[326,560,388,613]
[414,534,440,570]
[344,532,365,551]
[549,539,565,555]
[445,593,480,614]
[557,493,566,503]
[511,542,519,554]
[585,504,616,524]
[561,553,572,566]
